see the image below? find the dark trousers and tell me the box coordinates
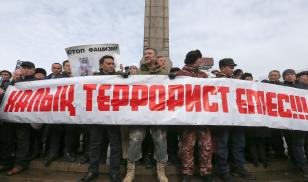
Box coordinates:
[30,127,43,159]
[88,125,121,175]
[286,130,308,171]
[167,126,179,158]
[305,132,308,160]
[81,125,90,155]
[215,126,245,174]
[270,129,285,156]
[46,124,64,157]
[15,123,32,167]
[247,137,266,164]
[0,122,15,167]
[64,124,82,154]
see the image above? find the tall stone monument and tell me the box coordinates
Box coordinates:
[141,0,172,69]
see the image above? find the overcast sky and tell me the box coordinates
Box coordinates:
[1,0,308,78]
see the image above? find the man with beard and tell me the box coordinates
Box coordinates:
[123,48,169,182]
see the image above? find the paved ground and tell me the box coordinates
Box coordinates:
[1,159,308,181]
[1,169,308,182]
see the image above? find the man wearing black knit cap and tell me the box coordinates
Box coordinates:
[282,69,308,178]
[215,58,256,182]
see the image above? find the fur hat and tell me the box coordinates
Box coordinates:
[184,50,202,65]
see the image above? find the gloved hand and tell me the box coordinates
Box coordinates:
[119,71,129,79]
[169,72,176,80]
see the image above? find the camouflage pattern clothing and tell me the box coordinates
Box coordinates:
[177,65,213,176]
[181,127,213,176]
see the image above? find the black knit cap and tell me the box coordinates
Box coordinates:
[35,68,47,76]
[184,50,202,65]
[20,61,35,69]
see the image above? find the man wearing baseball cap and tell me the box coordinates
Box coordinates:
[215,58,256,182]
[7,61,36,176]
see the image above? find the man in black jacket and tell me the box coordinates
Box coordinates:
[79,55,122,182]
[6,62,36,175]
[264,70,287,160]
[43,63,67,166]
[0,70,14,173]
[282,69,308,178]
[215,59,255,182]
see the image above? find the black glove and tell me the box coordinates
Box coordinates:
[169,72,176,80]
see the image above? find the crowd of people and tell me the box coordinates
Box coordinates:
[0,48,308,182]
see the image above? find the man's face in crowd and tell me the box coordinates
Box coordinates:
[51,64,62,75]
[284,73,296,83]
[298,75,308,85]
[156,57,166,67]
[100,58,115,73]
[0,72,11,81]
[12,69,22,81]
[244,77,253,81]
[221,65,234,77]
[234,72,243,79]
[34,73,45,80]
[21,67,35,77]
[268,71,280,82]
[63,62,71,74]
[192,57,203,68]
[144,49,156,64]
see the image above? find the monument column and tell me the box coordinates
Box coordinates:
[143,0,172,68]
